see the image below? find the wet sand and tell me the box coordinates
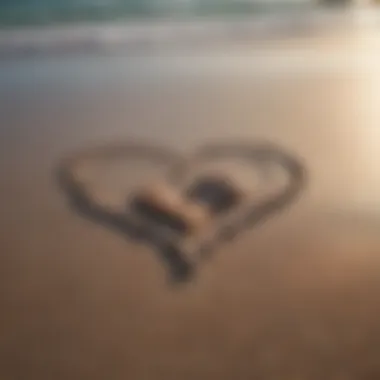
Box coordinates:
[1,30,380,379]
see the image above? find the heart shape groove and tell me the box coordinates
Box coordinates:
[56,140,307,283]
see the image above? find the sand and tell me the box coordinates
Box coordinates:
[1,31,380,379]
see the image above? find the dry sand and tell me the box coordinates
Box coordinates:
[1,31,380,379]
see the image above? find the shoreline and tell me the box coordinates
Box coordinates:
[0,9,363,57]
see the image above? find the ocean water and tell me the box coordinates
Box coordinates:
[0,0,313,28]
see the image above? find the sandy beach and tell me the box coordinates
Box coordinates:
[1,23,380,379]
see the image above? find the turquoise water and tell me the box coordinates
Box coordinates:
[0,1,313,28]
